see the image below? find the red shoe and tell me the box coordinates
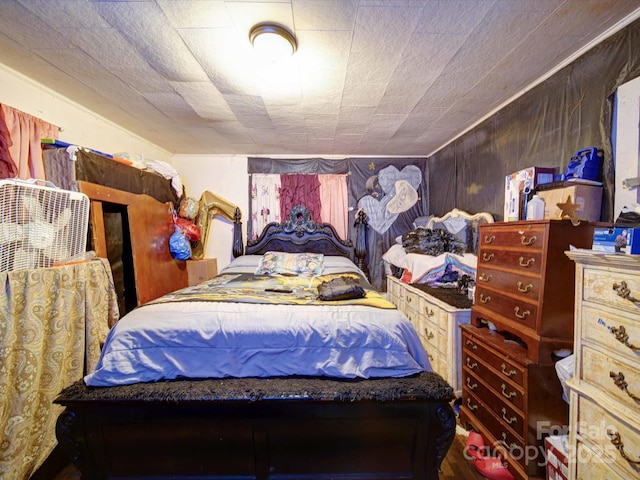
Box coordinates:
[473,456,515,480]
[465,430,485,459]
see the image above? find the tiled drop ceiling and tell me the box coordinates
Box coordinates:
[0,0,638,156]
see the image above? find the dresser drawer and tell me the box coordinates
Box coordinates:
[582,305,640,365]
[462,369,525,437]
[463,389,526,469]
[462,333,525,386]
[475,287,538,330]
[577,395,640,480]
[419,297,448,330]
[404,288,421,313]
[575,441,626,480]
[418,318,446,354]
[404,308,419,330]
[476,266,542,302]
[583,267,640,315]
[427,349,442,375]
[582,346,640,412]
[462,350,525,411]
[479,224,547,250]
[478,248,544,275]
[386,277,404,307]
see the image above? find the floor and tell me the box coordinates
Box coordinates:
[53,425,486,479]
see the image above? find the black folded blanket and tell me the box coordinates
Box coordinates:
[317,276,366,301]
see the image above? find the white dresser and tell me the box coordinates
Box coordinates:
[565,250,640,480]
[387,275,471,395]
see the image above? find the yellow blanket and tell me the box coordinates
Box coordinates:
[147,272,396,309]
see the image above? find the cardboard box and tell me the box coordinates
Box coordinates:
[592,227,640,254]
[545,435,569,480]
[187,258,218,286]
[505,167,555,221]
[537,184,602,222]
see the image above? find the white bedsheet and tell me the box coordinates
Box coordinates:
[85,255,431,386]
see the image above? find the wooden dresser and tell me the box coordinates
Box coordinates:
[460,220,599,480]
[387,275,471,396]
[565,250,640,480]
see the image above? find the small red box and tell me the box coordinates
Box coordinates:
[545,435,569,480]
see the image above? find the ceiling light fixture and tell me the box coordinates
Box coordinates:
[249,22,297,62]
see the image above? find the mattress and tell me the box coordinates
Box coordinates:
[85,255,432,387]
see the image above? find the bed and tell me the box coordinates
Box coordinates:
[382,208,494,285]
[54,206,457,480]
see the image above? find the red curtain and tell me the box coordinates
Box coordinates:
[279,174,321,221]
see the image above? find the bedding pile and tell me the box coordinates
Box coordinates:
[85,254,431,387]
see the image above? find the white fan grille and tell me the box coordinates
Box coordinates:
[0,180,90,272]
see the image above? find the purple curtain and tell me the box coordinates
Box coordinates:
[279,174,321,221]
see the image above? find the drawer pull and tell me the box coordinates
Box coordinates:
[466,357,478,370]
[514,306,530,319]
[520,235,537,246]
[466,377,478,390]
[479,294,491,304]
[424,307,435,317]
[478,273,492,282]
[610,371,640,401]
[484,235,496,244]
[501,432,518,450]
[613,280,640,304]
[501,363,516,378]
[501,408,517,425]
[406,296,412,304]
[424,328,434,340]
[500,384,517,399]
[516,281,532,293]
[482,253,495,262]
[607,429,640,465]
[465,340,477,351]
[466,398,478,410]
[611,325,640,352]
[518,256,535,268]
[428,354,434,362]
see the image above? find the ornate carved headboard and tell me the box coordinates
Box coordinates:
[244,205,369,276]
[426,208,494,254]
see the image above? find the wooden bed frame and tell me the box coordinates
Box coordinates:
[54,205,456,479]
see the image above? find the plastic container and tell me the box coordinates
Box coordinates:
[526,194,545,220]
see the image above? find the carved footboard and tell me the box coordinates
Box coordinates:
[56,374,456,479]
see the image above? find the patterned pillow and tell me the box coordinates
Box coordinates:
[255,251,325,276]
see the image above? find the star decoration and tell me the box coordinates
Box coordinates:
[556,195,583,225]
[368,162,375,170]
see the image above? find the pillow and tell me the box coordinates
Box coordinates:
[255,251,324,276]
[413,215,433,228]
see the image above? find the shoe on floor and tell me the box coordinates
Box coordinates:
[473,456,515,480]
[464,430,486,459]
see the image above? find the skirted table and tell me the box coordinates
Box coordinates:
[0,258,118,480]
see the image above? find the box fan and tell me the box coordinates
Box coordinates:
[0,179,90,272]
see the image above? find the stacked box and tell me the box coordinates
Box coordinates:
[504,167,555,221]
[545,435,569,480]
[537,184,602,222]
[592,227,640,254]
[187,258,218,286]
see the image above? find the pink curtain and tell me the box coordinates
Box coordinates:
[0,106,16,178]
[318,174,348,240]
[0,104,58,180]
[279,174,321,221]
